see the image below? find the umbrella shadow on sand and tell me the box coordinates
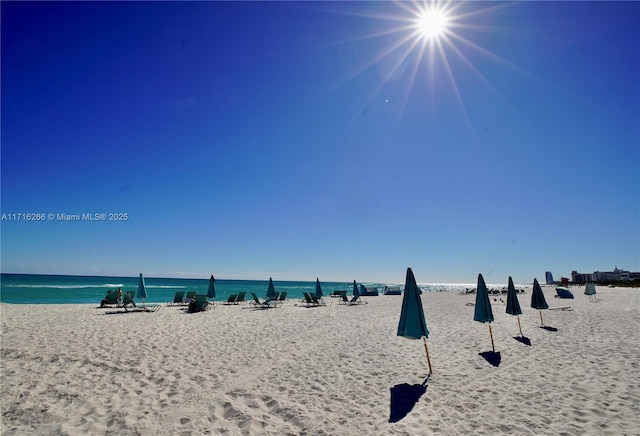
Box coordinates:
[514,336,532,346]
[479,351,501,367]
[389,376,429,423]
[540,325,558,332]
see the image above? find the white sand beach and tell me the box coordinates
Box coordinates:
[2,286,639,435]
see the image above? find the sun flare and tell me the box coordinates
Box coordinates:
[336,0,520,132]
[416,8,450,40]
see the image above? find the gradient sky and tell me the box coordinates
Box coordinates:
[2,1,638,284]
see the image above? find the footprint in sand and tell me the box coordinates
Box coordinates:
[222,402,241,419]
[261,395,279,411]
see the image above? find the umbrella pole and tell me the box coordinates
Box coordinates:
[422,337,433,375]
[517,317,523,337]
[539,310,544,326]
[488,324,495,353]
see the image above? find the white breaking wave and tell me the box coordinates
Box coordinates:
[4,284,124,289]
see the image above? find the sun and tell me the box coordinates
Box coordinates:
[332,0,521,131]
[415,7,450,40]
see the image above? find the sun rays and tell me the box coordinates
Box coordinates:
[331,0,522,133]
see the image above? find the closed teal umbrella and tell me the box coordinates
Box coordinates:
[474,274,494,323]
[397,267,432,373]
[352,280,360,298]
[531,278,548,309]
[474,274,495,352]
[585,283,596,302]
[531,278,548,326]
[506,276,524,337]
[136,273,148,308]
[266,277,277,300]
[315,278,323,298]
[207,275,216,299]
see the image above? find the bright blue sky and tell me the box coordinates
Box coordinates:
[2,1,638,284]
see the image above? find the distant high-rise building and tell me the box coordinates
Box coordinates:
[545,271,554,285]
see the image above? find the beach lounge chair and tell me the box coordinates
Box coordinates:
[105,293,160,313]
[339,294,361,306]
[184,291,196,304]
[299,292,318,307]
[338,293,360,305]
[310,294,326,306]
[236,292,247,305]
[266,292,286,308]
[222,294,238,305]
[188,294,210,312]
[120,293,161,312]
[250,292,274,309]
[168,291,185,306]
[100,291,119,308]
[141,302,161,312]
[336,292,359,305]
[121,292,137,311]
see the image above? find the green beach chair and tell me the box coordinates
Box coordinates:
[235,291,247,304]
[299,292,318,308]
[250,292,273,309]
[348,294,361,305]
[310,294,326,306]
[184,291,196,304]
[188,294,209,313]
[168,291,185,306]
[121,292,137,311]
[100,291,119,308]
[223,294,238,305]
[331,290,346,299]
[120,292,161,312]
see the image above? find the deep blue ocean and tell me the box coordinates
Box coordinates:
[0,274,400,304]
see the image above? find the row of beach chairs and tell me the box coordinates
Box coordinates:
[165,291,213,312]
[100,292,161,313]
[221,291,287,307]
[166,290,289,311]
[329,291,362,304]
[299,292,326,307]
[298,291,362,307]
[168,289,362,310]
[103,288,363,314]
[167,291,196,306]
